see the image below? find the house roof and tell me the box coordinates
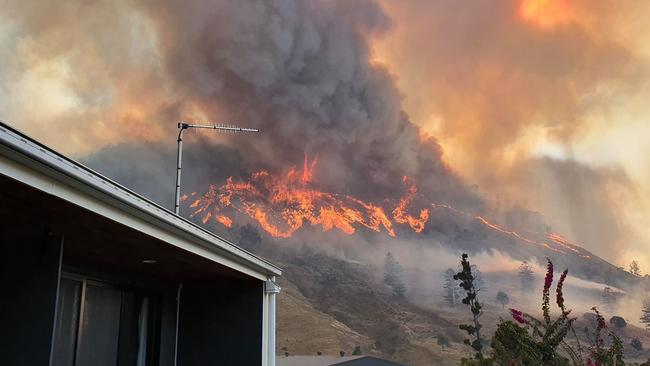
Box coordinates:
[276,356,406,366]
[0,121,281,280]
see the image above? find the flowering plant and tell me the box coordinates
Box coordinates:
[456,255,625,366]
[455,253,485,361]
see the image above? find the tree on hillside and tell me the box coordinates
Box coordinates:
[518,261,535,292]
[495,291,509,309]
[641,299,650,330]
[437,334,450,350]
[630,260,642,276]
[384,252,406,300]
[471,264,487,293]
[442,268,460,307]
[602,286,616,313]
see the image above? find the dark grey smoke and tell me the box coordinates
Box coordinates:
[130,0,479,207]
[82,140,245,212]
[3,0,480,208]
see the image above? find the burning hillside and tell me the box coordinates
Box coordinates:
[184,155,418,238]
[184,154,591,259]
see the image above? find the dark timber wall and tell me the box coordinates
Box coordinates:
[0,226,63,366]
[178,279,263,366]
[0,176,267,366]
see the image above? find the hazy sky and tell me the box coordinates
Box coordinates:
[2,0,650,270]
[373,0,650,269]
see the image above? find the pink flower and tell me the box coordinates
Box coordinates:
[587,358,601,366]
[510,308,526,324]
[544,260,554,292]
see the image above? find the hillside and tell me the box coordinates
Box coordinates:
[258,244,650,366]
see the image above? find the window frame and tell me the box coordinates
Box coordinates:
[54,272,162,366]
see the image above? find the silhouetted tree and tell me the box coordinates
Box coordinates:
[384,252,406,299]
[454,253,484,361]
[495,291,509,309]
[437,334,450,350]
[443,268,460,307]
[518,261,535,292]
[601,287,616,313]
[630,260,642,276]
[471,264,487,293]
[641,299,650,330]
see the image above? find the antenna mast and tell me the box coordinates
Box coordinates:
[174,121,259,215]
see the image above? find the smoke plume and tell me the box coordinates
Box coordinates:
[1,0,479,207]
[374,0,650,265]
[3,0,650,268]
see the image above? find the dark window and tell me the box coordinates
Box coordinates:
[52,276,159,366]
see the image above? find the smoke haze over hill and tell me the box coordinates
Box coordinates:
[3,0,650,269]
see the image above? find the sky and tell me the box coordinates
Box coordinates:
[1,0,650,270]
[372,0,650,269]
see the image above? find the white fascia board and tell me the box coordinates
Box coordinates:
[0,123,281,280]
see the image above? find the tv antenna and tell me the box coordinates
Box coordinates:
[174,121,259,215]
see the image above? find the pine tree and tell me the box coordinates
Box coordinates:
[495,291,509,309]
[602,286,616,314]
[443,268,460,307]
[641,299,650,330]
[437,334,450,350]
[471,264,487,293]
[518,261,535,292]
[384,252,406,299]
[630,260,642,276]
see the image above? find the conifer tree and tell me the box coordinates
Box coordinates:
[495,291,509,309]
[601,286,616,314]
[384,252,406,299]
[443,268,460,307]
[641,299,650,330]
[472,264,487,293]
[518,261,535,292]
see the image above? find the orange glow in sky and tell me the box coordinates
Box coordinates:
[519,0,574,28]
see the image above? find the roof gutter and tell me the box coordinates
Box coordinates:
[0,121,281,278]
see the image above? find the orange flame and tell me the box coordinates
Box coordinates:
[216,214,233,228]
[186,153,591,260]
[393,176,429,232]
[188,155,408,238]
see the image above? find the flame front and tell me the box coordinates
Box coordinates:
[188,155,404,238]
[393,176,429,232]
[185,154,591,259]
